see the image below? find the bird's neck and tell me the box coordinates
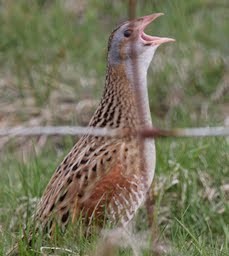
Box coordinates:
[90,62,152,129]
[124,57,153,128]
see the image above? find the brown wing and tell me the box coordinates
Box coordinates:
[35,134,144,235]
[35,136,122,232]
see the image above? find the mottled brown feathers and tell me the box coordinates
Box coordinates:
[34,62,146,235]
[35,64,145,230]
[32,20,157,242]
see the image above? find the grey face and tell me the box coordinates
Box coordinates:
[108,21,158,69]
[107,14,174,68]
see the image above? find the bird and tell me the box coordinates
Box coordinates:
[8,13,174,254]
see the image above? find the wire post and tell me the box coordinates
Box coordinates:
[128,0,137,19]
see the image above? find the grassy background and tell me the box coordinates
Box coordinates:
[0,0,228,255]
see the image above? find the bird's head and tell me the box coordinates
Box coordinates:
[107,13,175,70]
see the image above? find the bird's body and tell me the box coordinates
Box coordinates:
[7,13,174,255]
[36,63,155,232]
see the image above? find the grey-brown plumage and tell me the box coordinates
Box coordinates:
[7,13,174,255]
[36,64,144,232]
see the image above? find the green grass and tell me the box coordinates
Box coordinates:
[0,0,228,255]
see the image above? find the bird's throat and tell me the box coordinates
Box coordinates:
[123,58,153,128]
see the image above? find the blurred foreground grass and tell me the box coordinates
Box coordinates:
[0,0,228,255]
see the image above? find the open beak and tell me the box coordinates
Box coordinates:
[139,13,175,46]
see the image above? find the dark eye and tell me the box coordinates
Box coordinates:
[124,29,132,37]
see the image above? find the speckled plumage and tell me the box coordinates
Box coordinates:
[36,64,148,234]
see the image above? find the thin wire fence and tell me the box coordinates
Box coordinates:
[0,124,228,138]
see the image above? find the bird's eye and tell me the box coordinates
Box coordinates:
[124,29,132,38]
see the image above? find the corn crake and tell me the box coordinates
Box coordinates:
[7,13,174,255]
